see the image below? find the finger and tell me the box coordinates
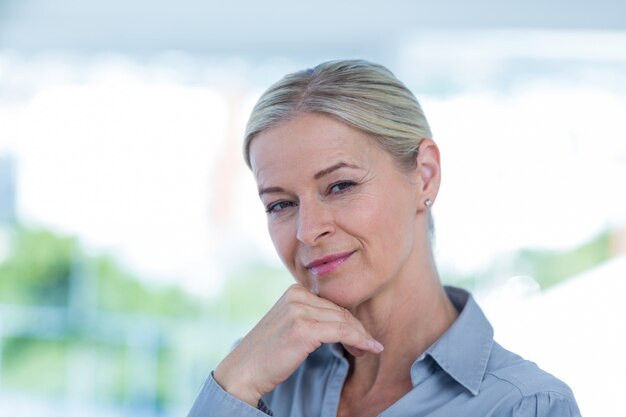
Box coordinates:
[344,345,366,357]
[289,292,373,337]
[286,303,376,356]
[310,321,384,354]
[285,285,351,314]
[283,286,380,351]
[281,289,372,337]
[296,304,371,338]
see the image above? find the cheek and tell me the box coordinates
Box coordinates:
[268,222,298,271]
[357,192,415,253]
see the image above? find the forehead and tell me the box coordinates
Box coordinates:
[249,113,379,183]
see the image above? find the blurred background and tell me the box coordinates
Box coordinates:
[1,1,625,416]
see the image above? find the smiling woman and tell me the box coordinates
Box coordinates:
[251,113,431,310]
[187,60,581,417]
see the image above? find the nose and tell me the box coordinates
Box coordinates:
[296,198,334,246]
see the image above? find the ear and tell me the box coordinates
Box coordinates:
[415,139,441,207]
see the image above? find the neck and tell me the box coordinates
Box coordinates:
[345,250,458,394]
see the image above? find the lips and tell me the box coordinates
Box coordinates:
[305,251,354,276]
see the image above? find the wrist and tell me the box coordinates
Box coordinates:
[214,362,262,407]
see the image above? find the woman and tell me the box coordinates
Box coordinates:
[188,60,580,416]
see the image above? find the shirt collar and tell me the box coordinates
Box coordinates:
[328,341,347,360]
[325,286,494,395]
[420,286,494,396]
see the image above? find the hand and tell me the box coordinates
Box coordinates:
[213,284,384,407]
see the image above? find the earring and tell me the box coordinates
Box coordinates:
[424,199,433,208]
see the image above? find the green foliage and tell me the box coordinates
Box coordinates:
[91,343,126,404]
[442,230,612,290]
[517,231,611,289]
[95,256,200,316]
[1,337,67,395]
[0,225,202,316]
[0,224,204,409]
[208,262,292,323]
[0,226,77,305]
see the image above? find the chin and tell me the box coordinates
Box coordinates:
[316,280,365,309]
[294,269,368,308]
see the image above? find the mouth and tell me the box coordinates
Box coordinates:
[305,251,355,276]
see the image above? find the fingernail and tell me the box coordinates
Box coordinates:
[368,339,384,352]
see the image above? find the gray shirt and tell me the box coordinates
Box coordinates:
[187,286,581,416]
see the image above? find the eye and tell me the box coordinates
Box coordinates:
[328,180,356,195]
[265,200,296,214]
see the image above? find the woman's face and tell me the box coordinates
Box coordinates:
[249,113,425,308]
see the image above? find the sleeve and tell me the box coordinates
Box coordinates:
[511,391,582,417]
[187,372,274,417]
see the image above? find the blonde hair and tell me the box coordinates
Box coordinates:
[243,59,432,170]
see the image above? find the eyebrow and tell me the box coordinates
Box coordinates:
[258,161,361,197]
[258,186,285,197]
[313,162,360,180]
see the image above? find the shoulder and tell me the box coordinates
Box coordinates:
[480,342,581,416]
[485,342,573,397]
